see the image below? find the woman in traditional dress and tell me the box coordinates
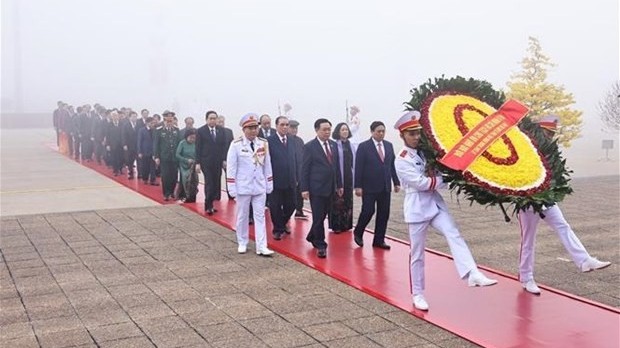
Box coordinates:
[329,123,356,232]
[175,128,198,203]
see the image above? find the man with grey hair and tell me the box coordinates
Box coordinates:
[180,117,195,139]
[288,120,307,219]
[218,115,235,200]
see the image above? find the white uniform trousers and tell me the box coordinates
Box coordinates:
[235,193,268,251]
[408,209,477,295]
[517,205,590,282]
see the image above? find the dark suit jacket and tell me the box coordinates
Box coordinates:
[267,133,297,190]
[121,121,139,153]
[222,127,234,153]
[79,113,93,138]
[258,127,274,139]
[301,138,342,197]
[354,138,400,193]
[137,127,154,156]
[195,125,226,167]
[105,122,123,149]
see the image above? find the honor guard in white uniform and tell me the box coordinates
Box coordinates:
[517,115,610,295]
[393,111,497,311]
[227,113,275,256]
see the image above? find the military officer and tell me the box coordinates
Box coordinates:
[393,110,497,311]
[153,110,181,201]
[517,115,611,295]
[227,113,275,256]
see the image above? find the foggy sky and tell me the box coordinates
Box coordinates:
[1,0,619,173]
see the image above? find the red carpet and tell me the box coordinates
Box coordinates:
[66,153,619,348]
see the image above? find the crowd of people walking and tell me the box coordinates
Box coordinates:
[53,102,611,311]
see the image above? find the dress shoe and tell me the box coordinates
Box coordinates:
[273,232,282,241]
[206,208,214,216]
[128,175,134,180]
[257,248,275,257]
[213,208,218,213]
[238,245,247,254]
[581,257,611,272]
[284,224,291,234]
[294,212,309,220]
[467,270,498,287]
[522,280,541,295]
[353,233,364,247]
[164,196,170,202]
[317,249,327,258]
[150,182,159,186]
[372,242,391,250]
[413,294,429,311]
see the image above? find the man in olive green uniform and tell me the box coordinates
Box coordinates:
[154,111,181,201]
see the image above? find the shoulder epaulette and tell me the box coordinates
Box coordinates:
[233,137,243,143]
[399,149,408,158]
[257,137,267,141]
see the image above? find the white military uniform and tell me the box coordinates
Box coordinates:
[517,205,590,281]
[394,145,478,296]
[517,115,594,281]
[226,136,273,252]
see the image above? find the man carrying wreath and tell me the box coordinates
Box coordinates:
[393,110,498,311]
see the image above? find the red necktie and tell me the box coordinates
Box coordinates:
[324,141,332,163]
[377,142,385,162]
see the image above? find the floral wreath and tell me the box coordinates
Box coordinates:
[406,76,573,217]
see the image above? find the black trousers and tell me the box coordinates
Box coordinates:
[269,187,296,233]
[73,135,81,159]
[109,146,123,174]
[125,150,137,176]
[295,184,304,212]
[140,156,156,183]
[353,190,391,244]
[160,160,178,197]
[307,194,332,249]
[93,140,105,163]
[202,164,222,210]
[80,138,93,160]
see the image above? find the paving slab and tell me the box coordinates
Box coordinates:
[1,127,618,347]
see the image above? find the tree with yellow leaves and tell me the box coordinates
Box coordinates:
[506,37,582,147]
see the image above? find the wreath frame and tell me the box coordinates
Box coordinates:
[406,76,573,216]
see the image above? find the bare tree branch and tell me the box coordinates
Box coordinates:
[597,81,620,132]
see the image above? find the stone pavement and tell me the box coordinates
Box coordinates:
[1,206,478,348]
[0,129,618,347]
[0,129,157,216]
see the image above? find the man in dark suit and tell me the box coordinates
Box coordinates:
[105,110,123,176]
[258,114,274,139]
[288,120,307,219]
[121,111,140,179]
[268,116,298,240]
[353,121,400,249]
[91,107,107,165]
[217,115,235,200]
[195,110,227,214]
[138,117,158,185]
[79,105,94,161]
[179,117,195,139]
[301,118,343,258]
